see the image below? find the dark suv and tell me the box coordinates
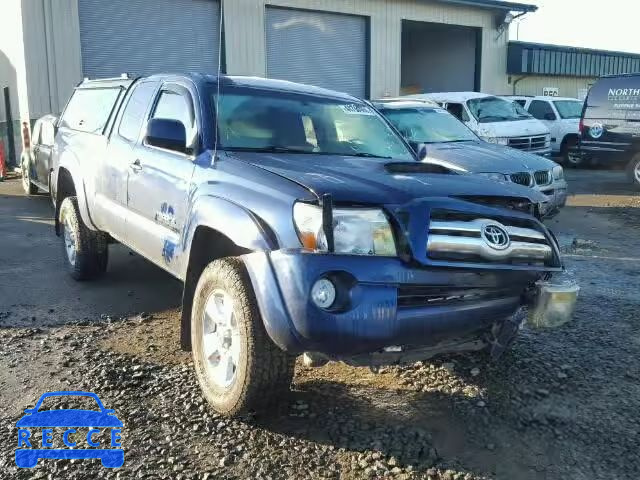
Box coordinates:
[578,73,640,186]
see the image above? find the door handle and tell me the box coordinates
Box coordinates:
[129,159,142,172]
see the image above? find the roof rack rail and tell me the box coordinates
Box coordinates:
[82,73,131,82]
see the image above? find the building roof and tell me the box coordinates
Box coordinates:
[508,41,640,78]
[433,0,537,12]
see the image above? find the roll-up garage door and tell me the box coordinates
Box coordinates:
[78,0,221,78]
[266,7,368,98]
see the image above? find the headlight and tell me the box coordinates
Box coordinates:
[475,172,508,182]
[552,165,564,180]
[293,203,397,256]
[481,136,509,145]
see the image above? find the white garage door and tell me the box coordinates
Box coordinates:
[78,0,221,78]
[266,7,368,98]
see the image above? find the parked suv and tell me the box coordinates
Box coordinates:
[50,74,576,416]
[506,96,583,165]
[373,99,567,217]
[404,92,552,157]
[577,74,640,186]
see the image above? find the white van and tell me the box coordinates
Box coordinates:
[404,92,552,157]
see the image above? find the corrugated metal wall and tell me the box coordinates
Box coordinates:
[511,75,598,100]
[222,0,509,98]
[22,0,510,115]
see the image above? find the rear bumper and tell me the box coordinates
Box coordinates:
[243,251,545,355]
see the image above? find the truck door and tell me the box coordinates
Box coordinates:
[35,120,55,188]
[527,100,558,148]
[97,80,158,236]
[126,83,197,272]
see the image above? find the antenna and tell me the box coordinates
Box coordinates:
[212,1,224,165]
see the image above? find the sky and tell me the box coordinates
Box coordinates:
[509,0,640,54]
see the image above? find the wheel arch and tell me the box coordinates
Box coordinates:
[179,197,279,350]
[53,164,95,236]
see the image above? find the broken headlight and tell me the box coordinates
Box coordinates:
[293,203,397,256]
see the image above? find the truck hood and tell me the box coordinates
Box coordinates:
[475,119,549,138]
[422,140,557,174]
[228,151,547,205]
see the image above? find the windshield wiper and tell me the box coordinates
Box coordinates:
[224,145,316,154]
[348,152,393,159]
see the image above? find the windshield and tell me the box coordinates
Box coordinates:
[215,89,413,160]
[467,96,532,123]
[553,100,583,119]
[382,107,478,143]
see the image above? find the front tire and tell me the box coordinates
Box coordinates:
[627,154,640,189]
[59,196,109,280]
[561,136,582,167]
[191,257,295,417]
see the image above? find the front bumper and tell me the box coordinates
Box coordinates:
[536,179,568,217]
[243,251,547,356]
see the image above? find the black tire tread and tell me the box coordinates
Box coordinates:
[59,196,108,280]
[192,257,295,417]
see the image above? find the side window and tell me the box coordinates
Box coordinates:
[152,91,194,131]
[528,100,556,120]
[118,82,158,142]
[40,122,55,146]
[446,103,469,122]
[60,88,121,133]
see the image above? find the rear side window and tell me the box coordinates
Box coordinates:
[528,100,556,120]
[60,88,121,133]
[118,82,158,142]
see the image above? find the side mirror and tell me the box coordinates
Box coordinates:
[417,144,428,161]
[145,118,187,153]
[104,408,115,415]
[544,113,556,121]
[24,408,36,414]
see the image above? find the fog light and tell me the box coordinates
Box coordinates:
[311,278,336,309]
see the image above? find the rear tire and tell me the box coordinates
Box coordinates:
[21,159,38,195]
[59,196,109,280]
[191,257,295,417]
[627,154,640,189]
[561,136,582,167]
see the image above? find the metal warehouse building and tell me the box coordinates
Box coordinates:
[1,0,537,163]
[508,41,640,99]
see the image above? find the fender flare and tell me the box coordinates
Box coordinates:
[54,157,97,234]
[179,194,277,279]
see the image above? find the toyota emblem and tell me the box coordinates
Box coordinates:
[481,222,510,250]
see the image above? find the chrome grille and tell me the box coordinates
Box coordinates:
[534,170,551,186]
[510,172,532,186]
[508,135,548,152]
[427,217,554,266]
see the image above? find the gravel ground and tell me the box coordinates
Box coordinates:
[1,169,639,479]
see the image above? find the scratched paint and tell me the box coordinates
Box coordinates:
[162,239,176,264]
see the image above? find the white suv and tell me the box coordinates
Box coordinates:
[405,92,552,157]
[505,96,583,165]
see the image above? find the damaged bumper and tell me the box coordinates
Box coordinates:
[243,250,551,356]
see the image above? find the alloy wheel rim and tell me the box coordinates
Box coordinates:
[63,218,76,266]
[634,161,640,184]
[201,289,240,389]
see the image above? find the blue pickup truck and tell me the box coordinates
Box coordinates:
[50,74,576,416]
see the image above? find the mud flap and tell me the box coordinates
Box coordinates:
[488,307,527,360]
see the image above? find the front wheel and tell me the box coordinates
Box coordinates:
[627,154,640,189]
[561,136,582,167]
[59,196,109,280]
[191,257,295,417]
